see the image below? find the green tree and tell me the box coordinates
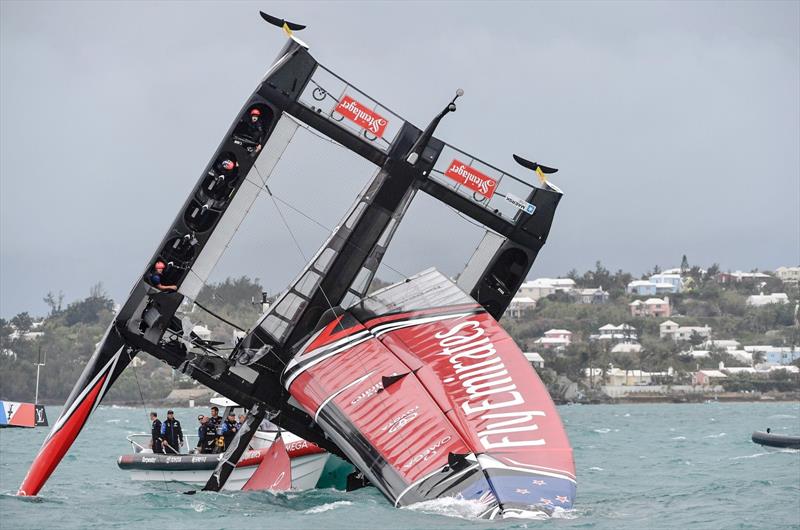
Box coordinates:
[11,312,33,332]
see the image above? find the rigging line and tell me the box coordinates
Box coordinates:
[253,164,348,335]
[295,120,347,150]
[126,348,170,492]
[191,298,246,333]
[237,173,411,283]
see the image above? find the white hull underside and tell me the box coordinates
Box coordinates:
[126,453,329,491]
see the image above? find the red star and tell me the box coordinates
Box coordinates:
[539,498,553,505]
[556,495,570,504]
[532,480,546,486]
[515,488,529,494]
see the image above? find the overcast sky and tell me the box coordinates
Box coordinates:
[1,1,798,318]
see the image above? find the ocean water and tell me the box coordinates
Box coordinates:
[1,402,798,529]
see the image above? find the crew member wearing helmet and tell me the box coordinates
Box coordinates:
[215,158,237,175]
[233,107,266,155]
[149,261,178,291]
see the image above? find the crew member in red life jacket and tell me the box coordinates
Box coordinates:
[244,108,265,154]
[149,261,177,292]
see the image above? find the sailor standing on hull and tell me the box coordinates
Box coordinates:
[160,410,184,454]
[149,412,163,454]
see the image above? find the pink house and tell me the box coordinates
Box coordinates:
[693,370,727,386]
[534,329,573,351]
[629,297,671,318]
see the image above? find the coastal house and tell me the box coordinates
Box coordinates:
[523,352,545,369]
[584,366,670,386]
[591,323,638,343]
[743,345,800,366]
[720,362,800,376]
[746,293,789,306]
[518,278,576,301]
[504,296,536,318]
[775,266,800,284]
[611,342,642,353]
[629,297,671,318]
[627,280,657,296]
[649,273,682,293]
[534,329,573,351]
[571,287,609,304]
[9,320,45,341]
[702,339,741,351]
[693,370,727,386]
[680,349,711,359]
[717,271,771,284]
[659,320,712,341]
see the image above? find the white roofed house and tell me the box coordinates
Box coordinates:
[591,323,638,344]
[660,320,712,341]
[518,278,576,301]
[523,352,545,369]
[649,273,682,293]
[775,266,800,284]
[627,280,657,296]
[693,370,727,386]
[746,293,789,306]
[703,339,741,351]
[503,296,537,319]
[629,297,671,318]
[717,271,772,284]
[572,287,609,304]
[533,329,573,351]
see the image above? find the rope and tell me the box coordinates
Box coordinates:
[192,299,246,332]
[254,165,346,333]
[126,347,170,492]
[238,173,411,285]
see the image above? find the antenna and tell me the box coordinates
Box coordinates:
[406,88,465,165]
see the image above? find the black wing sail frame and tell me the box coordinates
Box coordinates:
[20,29,569,517]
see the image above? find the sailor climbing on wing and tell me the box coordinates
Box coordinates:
[148,261,177,292]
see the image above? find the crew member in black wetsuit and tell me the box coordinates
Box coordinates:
[149,261,177,292]
[195,415,217,454]
[160,410,184,454]
[220,413,239,451]
[207,406,224,453]
[149,412,163,454]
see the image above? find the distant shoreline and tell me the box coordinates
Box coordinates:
[25,395,800,409]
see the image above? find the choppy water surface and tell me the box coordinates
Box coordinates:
[2,402,798,529]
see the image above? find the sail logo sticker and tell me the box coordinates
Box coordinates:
[504,193,536,215]
[433,320,547,450]
[403,435,452,469]
[335,96,388,137]
[383,406,419,434]
[350,381,383,408]
[445,160,497,199]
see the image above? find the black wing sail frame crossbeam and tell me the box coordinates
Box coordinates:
[19,28,566,514]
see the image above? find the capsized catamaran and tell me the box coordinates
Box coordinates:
[19,13,574,517]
